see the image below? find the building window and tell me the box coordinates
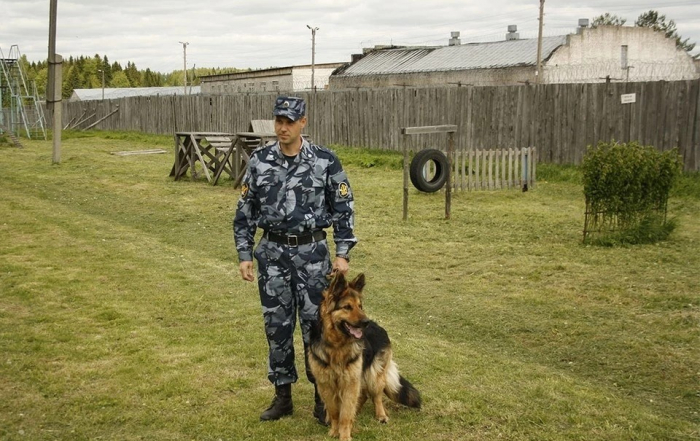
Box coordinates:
[621,45,628,70]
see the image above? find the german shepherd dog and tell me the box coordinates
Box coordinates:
[308,273,421,441]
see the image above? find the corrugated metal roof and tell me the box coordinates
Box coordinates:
[71,86,201,101]
[338,36,567,76]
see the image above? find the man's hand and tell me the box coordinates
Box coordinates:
[240,261,255,282]
[331,256,349,276]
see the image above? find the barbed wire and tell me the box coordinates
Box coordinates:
[201,61,697,93]
[544,60,698,83]
[203,79,330,94]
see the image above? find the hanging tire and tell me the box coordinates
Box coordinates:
[410,149,449,193]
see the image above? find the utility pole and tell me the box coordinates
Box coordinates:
[306,25,319,91]
[48,0,62,164]
[535,0,545,84]
[179,41,189,95]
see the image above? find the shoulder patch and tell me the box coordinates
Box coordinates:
[338,182,350,198]
[241,183,249,198]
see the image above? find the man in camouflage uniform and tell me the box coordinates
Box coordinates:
[233,96,357,423]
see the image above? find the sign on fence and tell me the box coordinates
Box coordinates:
[620,93,637,104]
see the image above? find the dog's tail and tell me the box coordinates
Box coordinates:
[384,360,421,409]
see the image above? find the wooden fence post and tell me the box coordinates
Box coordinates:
[446,131,454,219]
[403,143,409,221]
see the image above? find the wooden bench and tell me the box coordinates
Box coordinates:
[170,132,236,184]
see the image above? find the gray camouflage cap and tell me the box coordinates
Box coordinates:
[273,96,306,121]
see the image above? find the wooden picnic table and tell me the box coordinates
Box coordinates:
[169,131,277,186]
[224,131,277,187]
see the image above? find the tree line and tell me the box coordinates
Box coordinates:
[20,54,246,99]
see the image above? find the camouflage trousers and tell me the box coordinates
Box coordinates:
[254,236,332,386]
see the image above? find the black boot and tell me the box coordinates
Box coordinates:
[313,385,328,426]
[260,384,293,421]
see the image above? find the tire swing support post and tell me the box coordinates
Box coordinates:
[400,125,458,221]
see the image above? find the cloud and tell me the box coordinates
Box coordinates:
[1,0,698,73]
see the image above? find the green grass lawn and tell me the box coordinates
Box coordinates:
[1,132,698,440]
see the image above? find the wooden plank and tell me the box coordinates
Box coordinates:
[630,82,644,145]
[445,132,454,219]
[403,143,409,221]
[575,83,587,164]
[206,135,235,142]
[657,82,668,150]
[111,149,166,156]
[453,149,460,190]
[476,149,482,190]
[250,119,274,133]
[461,149,466,190]
[691,80,700,171]
[508,148,514,189]
[468,149,473,191]
[675,81,689,160]
[531,147,537,188]
[493,149,498,189]
[669,81,682,152]
[465,88,474,156]
[481,149,488,190]
[401,125,458,135]
[501,148,506,188]
[494,149,500,189]
[552,83,561,164]
[490,150,496,189]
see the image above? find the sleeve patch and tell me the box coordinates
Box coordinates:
[338,182,350,198]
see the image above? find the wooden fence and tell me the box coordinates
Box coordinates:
[452,147,536,191]
[57,79,700,171]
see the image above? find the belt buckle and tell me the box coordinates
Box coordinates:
[287,234,299,247]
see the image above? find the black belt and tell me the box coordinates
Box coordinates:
[263,230,326,246]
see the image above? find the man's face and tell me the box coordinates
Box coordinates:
[274,115,307,148]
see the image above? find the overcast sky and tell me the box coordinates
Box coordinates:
[2,0,699,73]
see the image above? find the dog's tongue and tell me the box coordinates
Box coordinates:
[346,324,363,339]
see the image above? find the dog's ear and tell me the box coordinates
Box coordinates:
[349,273,365,293]
[328,272,348,301]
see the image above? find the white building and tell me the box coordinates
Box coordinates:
[329,24,699,89]
[70,86,200,101]
[544,25,699,83]
[200,63,345,94]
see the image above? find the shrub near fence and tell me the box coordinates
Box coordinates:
[582,140,683,245]
[57,79,700,171]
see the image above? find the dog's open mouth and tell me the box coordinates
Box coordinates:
[344,322,364,339]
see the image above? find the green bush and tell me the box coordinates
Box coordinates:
[670,171,700,200]
[582,140,682,245]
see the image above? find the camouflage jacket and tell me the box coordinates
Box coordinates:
[233,139,357,262]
